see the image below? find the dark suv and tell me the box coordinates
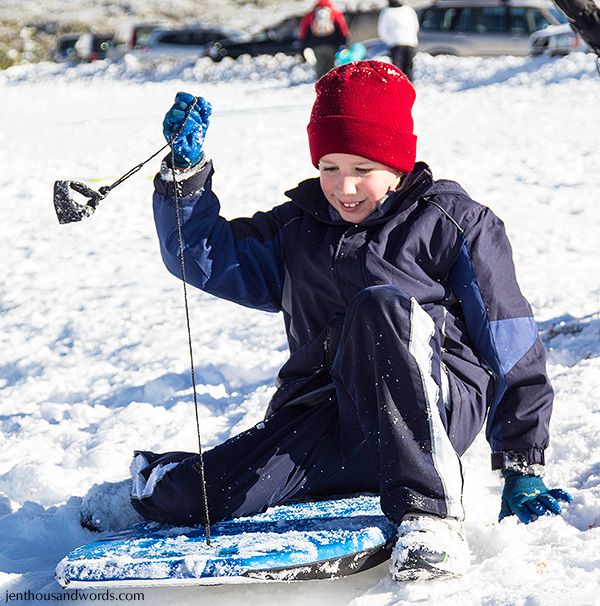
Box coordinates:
[417,0,567,55]
[208,16,302,62]
[207,9,382,62]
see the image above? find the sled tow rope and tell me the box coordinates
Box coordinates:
[53,101,212,544]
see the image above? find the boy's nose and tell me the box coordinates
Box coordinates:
[339,176,358,195]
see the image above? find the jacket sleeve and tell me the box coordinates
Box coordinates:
[334,11,350,38]
[152,160,285,313]
[298,13,312,41]
[448,206,553,471]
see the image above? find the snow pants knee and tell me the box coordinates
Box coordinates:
[131,286,488,526]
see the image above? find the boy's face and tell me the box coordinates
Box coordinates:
[319,153,402,224]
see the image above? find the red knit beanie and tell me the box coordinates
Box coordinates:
[307,61,417,173]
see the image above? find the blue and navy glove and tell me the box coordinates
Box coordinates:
[499,470,573,524]
[162,92,212,168]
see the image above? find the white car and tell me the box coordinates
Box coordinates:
[529,22,590,55]
[107,23,165,60]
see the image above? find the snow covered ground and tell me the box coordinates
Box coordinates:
[1,51,599,605]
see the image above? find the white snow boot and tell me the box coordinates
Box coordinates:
[390,513,470,581]
[80,479,143,532]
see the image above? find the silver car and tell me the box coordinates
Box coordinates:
[127,25,245,64]
[417,0,567,56]
[529,22,590,55]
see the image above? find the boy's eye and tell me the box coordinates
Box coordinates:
[320,166,374,173]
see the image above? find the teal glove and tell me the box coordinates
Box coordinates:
[499,470,573,524]
[162,92,212,168]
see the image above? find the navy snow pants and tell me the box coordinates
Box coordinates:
[131,286,488,526]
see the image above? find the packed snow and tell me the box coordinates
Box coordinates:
[1,49,599,606]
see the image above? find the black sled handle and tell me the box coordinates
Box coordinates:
[53,180,110,224]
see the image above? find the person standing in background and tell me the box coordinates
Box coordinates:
[377,0,420,81]
[299,0,350,78]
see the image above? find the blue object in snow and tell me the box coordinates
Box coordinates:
[335,43,367,65]
[56,495,396,587]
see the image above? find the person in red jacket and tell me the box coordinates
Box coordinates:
[298,0,350,77]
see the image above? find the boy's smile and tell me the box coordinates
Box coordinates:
[319,153,403,224]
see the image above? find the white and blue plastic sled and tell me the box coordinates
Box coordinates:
[56,495,396,587]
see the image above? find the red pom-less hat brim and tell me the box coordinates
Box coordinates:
[308,115,417,174]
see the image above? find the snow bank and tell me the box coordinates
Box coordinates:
[1,51,597,89]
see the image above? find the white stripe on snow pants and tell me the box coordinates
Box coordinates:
[131,285,486,526]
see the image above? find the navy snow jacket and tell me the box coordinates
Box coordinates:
[153,160,553,470]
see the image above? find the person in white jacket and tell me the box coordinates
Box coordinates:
[377,0,420,81]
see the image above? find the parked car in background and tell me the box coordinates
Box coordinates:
[417,0,567,55]
[208,15,300,62]
[73,33,115,62]
[129,25,244,63]
[53,33,80,62]
[359,37,390,60]
[108,23,165,59]
[529,22,590,54]
[345,9,382,43]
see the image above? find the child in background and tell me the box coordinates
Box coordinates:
[298,0,349,77]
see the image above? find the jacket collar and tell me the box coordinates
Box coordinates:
[285,161,435,226]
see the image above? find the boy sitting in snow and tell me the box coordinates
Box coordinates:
[128,61,571,581]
